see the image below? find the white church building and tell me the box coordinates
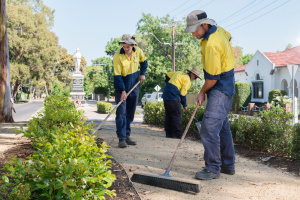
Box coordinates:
[235,45,300,103]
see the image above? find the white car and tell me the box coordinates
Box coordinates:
[141,92,163,108]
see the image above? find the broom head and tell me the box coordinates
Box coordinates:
[131,171,200,193]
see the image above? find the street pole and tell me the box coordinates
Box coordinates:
[292,65,295,124]
[172,22,175,72]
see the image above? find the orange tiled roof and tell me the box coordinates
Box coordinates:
[263,45,300,67]
[234,64,247,72]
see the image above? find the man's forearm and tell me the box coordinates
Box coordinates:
[199,79,217,95]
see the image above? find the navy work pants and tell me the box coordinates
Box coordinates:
[164,99,182,138]
[115,87,139,140]
[200,89,235,174]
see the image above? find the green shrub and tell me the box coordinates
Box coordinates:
[97,102,113,114]
[143,102,205,132]
[229,107,294,156]
[50,79,63,97]
[143,101,165,126]
[231,82,251,110]
[292,123,300,159]
[268,89,288,104]
[0,96,116,199]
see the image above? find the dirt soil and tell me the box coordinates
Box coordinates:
[0,122,299,200]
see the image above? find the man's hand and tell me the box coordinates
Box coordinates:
[184,107,188,111]
[139,75,145,83]
[197,92,206,106]
[121,91,127,101]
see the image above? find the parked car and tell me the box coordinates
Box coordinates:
[141,92,163,108]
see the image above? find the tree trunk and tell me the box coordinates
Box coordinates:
[0,0,13,122]
[12,79,21,101]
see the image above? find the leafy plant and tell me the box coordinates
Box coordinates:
[97,102,113,114]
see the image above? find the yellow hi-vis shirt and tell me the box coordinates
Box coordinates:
[113,46,147,91]
[162,71,191,107]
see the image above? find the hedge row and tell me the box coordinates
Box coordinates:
[144,101,299,160]
[143,101,205,132]
[229,107,299,159]
[231,82,251,110]
[0,96,116,199]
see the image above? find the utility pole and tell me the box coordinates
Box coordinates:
[161,20,183,72]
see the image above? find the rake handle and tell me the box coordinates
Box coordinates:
[91,81,140,135]
[186,108,199,122]
[166,103,200,171]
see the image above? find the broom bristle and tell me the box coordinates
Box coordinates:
[131,173,200,193]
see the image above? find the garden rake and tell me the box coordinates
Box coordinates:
[91,81,140,136]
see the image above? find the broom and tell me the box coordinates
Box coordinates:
[91,81,140,136]
[131,103,201,193]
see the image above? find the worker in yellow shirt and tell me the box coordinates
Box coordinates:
[184,10,236,180]
[113,34,148,148]
[162,67,200,139]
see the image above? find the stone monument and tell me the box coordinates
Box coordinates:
[70,48,85,102]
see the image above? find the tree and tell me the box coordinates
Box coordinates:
[7,0,55,29]
[7,4,59,98]
[239,53,253,65]
[0,0,14,122]
[285,43,293,50]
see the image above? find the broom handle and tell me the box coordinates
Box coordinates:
[92,81,140,135]
[166,103,200,171]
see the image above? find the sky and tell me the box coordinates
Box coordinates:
[43,0,300,66]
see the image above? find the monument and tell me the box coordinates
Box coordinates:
[70,48,85,103]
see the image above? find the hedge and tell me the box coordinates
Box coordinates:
[143,101,205,132]
[231,82,251,111]
[0,96,116,199]
[97,101,113,114]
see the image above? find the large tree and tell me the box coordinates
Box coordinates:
[0,0,13,122]
[7,4,59,98]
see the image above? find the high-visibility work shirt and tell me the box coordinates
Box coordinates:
[113,46,148,92]
[162,71,191,107]
[201,25,235,97]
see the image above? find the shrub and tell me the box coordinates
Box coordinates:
[229,107,295,156]
[268,89,288,104]
[231,82,251,110]
[0,96,116,199]
[97,102,112,114]
[143,102,205,132]
[292,123,300,159]
[50,79,63,97]
[143,101,165,126]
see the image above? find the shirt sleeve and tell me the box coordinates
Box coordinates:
[139,49,148,76]
[113,53,125,91]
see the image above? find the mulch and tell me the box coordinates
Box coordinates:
[0,131,299,199]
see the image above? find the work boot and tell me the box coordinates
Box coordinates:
[220,168,235,175]
[195,169,220,180]
[118,139,127,148]
[126,136,137,145]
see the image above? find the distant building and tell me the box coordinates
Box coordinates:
[234,46,300,103]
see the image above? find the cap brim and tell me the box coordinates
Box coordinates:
[184,23,201,33]
[184,19,216,33]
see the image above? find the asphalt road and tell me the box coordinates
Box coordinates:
[12,100,44,122]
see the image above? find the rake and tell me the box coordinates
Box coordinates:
[91,81,140,136]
